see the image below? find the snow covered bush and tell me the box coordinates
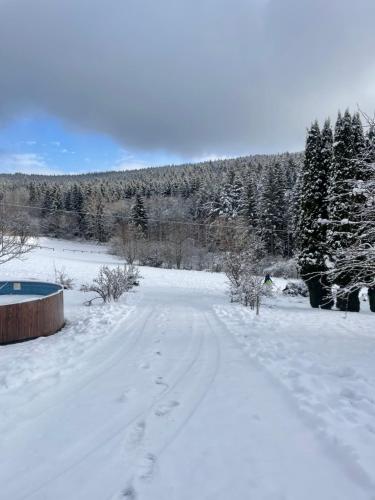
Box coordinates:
[139,242,164,268]
[264,258,298,279]
[224,236,272,314]
[282,281,308,297]
[224,252,243,302]
[240,273,273,314]
[81,264,140,304]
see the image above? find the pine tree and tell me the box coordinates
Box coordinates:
[327,110,363,311]
[211,170,243,219]
[28,182,38,204]
[297,121,333,308]
[258,163,286,255]
[239,171,257,227]
[92,199,110,242]
[131,194,148,234]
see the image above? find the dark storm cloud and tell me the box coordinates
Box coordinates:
[0,0,375,156]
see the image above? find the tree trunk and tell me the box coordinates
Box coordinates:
[305,276,323,308]
[337,288,360,312]
[368,287,375,313]
[320,274,334,310]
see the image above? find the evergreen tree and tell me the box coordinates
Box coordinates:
[28,182,38,204]
[297,121,333,308]
[92,199,110,242]
[211,170,243,219]
[239,172,257,227]
[327,110,363,311]
[41,186,54,218]
[131,194,148,234]
[258,163,286,255]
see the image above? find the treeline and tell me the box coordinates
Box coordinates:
[1,152,302,269]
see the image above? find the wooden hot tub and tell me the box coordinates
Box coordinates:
[0,281,64,344]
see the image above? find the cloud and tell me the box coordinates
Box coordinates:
[0,153,61,175]
[113,154,149,171]
[0,0,375,157]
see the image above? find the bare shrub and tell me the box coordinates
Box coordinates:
[0,209,36,265]
[111,224,145,264]
[224,236,272,314]
[81,265,140,305]
[241,273,273,314]
[54,266,74,289]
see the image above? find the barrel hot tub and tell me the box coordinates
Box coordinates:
[0,281,64,344]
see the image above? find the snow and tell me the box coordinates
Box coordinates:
[0,294,41,305]
[0,238,374,500]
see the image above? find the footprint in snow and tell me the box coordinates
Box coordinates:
[139,361,150,370]
[124,420,146,448]
[121,485,137,499]
[155,376,169,388]
[138,453,157,482]
[111,484,137,500]
[154,400,180,417]
[116,387,134,403]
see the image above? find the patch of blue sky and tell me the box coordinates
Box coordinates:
[0,113,183,174]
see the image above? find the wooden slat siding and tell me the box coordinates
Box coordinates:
[0,291,64,344]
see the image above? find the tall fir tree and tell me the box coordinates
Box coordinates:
[211,169,243,219]
[258,163,287,255]
[327,110,363,311]
[297,120,333,308]
[239,171,257,227]
[131,194,148,234]
[93,199,110,242]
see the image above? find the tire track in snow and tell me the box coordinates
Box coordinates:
[2,304,154,439]
[114,310,221,500]
[16,307,206,500]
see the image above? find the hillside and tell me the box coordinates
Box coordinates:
[1,151,303,269]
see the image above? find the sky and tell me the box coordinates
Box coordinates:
[0,0,375,175]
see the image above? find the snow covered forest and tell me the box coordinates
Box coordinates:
[0,152,302,271]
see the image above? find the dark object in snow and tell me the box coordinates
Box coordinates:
[264,274,273,285]
[369,288,375,313]
[335,288,360,313]
[283,281,308,297]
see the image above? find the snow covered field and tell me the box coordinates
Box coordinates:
[0,239,374,500]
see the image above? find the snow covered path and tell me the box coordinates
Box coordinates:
[1,281,373,499]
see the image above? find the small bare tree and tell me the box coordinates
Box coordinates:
[111,222,145,264]
[54,266,74,290]
[0,209,35,265]
[81,264,140,305]
[240,272,272,315]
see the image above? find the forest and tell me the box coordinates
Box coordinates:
[0,152,302,271]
